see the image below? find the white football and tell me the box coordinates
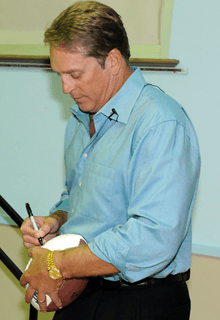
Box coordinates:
[25,234,88,311]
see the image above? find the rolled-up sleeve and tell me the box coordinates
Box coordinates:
[50,189,69,214]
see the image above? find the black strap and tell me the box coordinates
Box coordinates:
[97,270,190,289]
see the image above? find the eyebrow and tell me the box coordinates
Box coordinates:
[56,69,81,74]
[67,69,82,74]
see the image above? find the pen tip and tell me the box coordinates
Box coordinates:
[25,203,31,212]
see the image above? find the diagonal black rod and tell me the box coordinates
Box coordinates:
[0,197,38,319]
[29,305,38,320]
[0,248,38,319]
[0,248,22,280]
[0,195,24,227]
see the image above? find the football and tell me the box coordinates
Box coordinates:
[25,234,89,312]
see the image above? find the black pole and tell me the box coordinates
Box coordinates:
[0,248,22,280]
[0,248,38,319]
[0,197,38,319]
[29,305,38,320]
[0,195,24,227]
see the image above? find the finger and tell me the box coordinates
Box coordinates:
[23,235,42,248]
[27,246,45,258]
[37,294,47,313]
[21,218,40,239]
[20,273,28,287]
[21,217,44,237]
[24,242,36,249]
[25,286,37,304]
[21,218,40,243]
[38,219,55,238]
[40,215,62,236]
[20,217,33,235]
[28,247,33,258]
[50,292,62,310]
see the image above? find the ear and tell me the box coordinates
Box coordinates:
[105,49,123,76]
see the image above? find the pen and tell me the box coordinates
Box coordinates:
[25,203,44,246]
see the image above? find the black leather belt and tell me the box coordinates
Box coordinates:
[96,269,190,289]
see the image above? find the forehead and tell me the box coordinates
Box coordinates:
[50,46,94,74]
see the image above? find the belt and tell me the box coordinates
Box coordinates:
[96,269,190,289]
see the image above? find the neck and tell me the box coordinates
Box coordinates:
[114,66,133,94]
[88,64,133,125]
[103,65,132,109]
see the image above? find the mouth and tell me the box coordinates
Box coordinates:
[71,95,84,102]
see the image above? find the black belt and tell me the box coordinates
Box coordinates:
[95,269,190,289]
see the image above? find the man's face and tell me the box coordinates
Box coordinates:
[50,46,115,115]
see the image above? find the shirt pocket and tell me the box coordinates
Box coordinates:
[76,162,115,222]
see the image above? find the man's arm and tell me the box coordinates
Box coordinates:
[54,244,119,278]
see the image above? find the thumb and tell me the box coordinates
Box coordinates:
[38,223,51,238]
[37,216,58,238]
[28,247,33,258]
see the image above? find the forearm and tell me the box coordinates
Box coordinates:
[53,244,119,279]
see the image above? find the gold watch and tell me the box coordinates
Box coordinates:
[47,251,63,280]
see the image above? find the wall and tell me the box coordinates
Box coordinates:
[0,0,172,58]
[1,0,220,319]
[141,0,220,257]
[0,68,71,223]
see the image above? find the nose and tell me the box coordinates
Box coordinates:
[61,74,77,94]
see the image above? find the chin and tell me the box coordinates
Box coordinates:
[78,103,97,114]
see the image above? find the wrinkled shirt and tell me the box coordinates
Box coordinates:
[50,67,201,282]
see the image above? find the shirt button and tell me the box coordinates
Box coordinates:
[83,153,88,158]
[79,182,82,187]
[72,209,74,213]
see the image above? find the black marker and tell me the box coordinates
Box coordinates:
[25,203,44,246]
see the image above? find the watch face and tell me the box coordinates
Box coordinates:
[49,267,62,280]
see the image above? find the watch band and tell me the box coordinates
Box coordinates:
[47,251,63,280]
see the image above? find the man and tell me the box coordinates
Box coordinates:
[20,1,201,319]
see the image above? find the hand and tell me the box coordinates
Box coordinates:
[20,216,60,248]
[20,247,63,312]
[20,211,67,248]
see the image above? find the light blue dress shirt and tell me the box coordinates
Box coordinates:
[50,67,201,282]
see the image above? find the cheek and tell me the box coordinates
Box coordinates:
[84,81,102,100]
[81,69,109,102]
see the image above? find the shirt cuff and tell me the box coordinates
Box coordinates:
[49,198,69,214]
[88,230,131,277]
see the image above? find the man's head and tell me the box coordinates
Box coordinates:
[44,1,130,68]
[49,46,132,115]
[46,1,132,115]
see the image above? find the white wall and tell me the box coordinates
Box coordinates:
[1,0,220,257]
[0,69,72,222]
[142,0,220,257]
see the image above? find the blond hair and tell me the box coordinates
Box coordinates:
[44,1,130,67]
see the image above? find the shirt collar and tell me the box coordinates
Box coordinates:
[71,67,146,124]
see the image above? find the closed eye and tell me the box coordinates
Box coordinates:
[70,72,82,79]
[55,71,82,79]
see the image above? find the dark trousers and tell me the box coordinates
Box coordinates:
[53,277,190,320]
